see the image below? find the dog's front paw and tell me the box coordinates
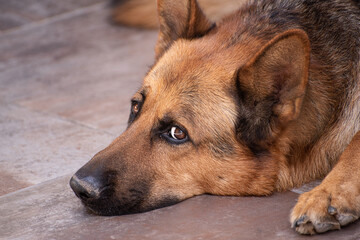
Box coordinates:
[290,184,360,235]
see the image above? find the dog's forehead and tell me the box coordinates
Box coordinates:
[142,44,229,119]
[139,39,239,138]
[144,39,237,93]
[144,31,263,89]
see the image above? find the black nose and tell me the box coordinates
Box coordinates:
[70,175,102,201]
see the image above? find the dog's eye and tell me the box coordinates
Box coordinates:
[132,102,140,114]
[128,100,143,124]
[161,126,188,144]
[170,126,186,140]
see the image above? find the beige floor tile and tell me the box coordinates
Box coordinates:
[0,11,31,31]
[0,170,31,196]
[0,5,157,134]
[0,104,114,188]
[0,0,103,22]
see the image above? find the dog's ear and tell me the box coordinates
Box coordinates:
[155,0,214,60]
[236,29,310,153]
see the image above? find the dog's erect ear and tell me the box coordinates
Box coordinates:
[236,29,310,153]
[155,0,214,60]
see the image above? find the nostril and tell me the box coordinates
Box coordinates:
[70,176,86,199]
[78,191,91,200]
[69,175,101,200]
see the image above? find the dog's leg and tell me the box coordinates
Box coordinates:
[291,131,360,234]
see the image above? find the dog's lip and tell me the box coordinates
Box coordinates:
[82,203,103,215]
[76,190,146,216]
[78,197,111,214]
[80,199,145,216]
[79,194,183,216]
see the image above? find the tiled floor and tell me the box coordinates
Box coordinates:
[0,1,359,239]
[0,0,103,31]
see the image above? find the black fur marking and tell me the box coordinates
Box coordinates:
[234,71,276,157]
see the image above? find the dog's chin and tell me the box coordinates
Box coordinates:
[84,204,131,216]
[80,196,182,216]
[80,198,145,216]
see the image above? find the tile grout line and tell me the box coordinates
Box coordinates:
[0,2,106,37]
[7,101,118,137]
[0,174,73,200]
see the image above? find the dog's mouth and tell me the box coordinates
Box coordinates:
[71,177,182,216]
[79,194,181,216]
[74,186,147,216]
[80,197,145,216]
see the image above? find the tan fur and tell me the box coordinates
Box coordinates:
[71,0,360,235]
[290,132,360,234]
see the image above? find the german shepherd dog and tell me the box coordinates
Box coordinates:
[70,0,360,235]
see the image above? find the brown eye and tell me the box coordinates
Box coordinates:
[129,101,142,124]
[132,102,139,113]
[170,126,186,140]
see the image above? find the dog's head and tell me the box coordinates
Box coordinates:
[70,0,310,215]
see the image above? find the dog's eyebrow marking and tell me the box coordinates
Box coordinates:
[139,89,146,101]
[149,114,174,145]
[158,114,175,130]
[132,89,147,102]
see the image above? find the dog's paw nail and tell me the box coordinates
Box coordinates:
[328,206,337,215]
[293,215,309,228]
[337,214,358,226]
